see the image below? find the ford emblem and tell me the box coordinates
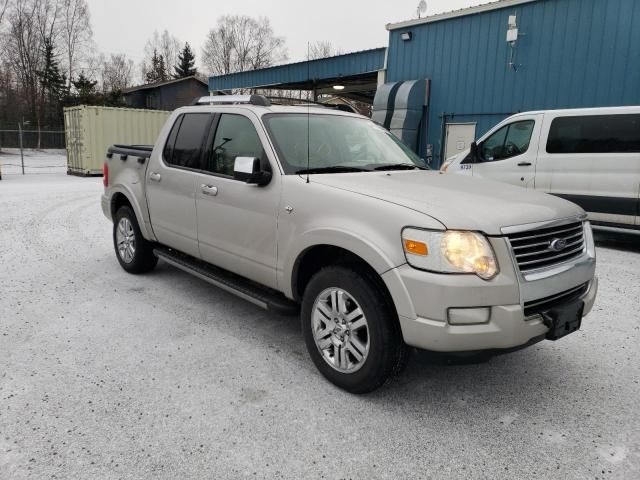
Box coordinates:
[549,238,568,252]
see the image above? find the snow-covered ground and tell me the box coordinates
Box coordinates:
[0,148,67,176]
[0,171,639,479]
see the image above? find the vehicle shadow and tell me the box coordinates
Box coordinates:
[594,230,640,253]
[149,260,591,418]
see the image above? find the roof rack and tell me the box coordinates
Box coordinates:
[193,94,271,107]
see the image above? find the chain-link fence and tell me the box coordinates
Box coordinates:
[0,129,65,149]
[0,129,67,177]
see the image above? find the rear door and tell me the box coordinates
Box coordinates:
[146,112,214,258]
[535,112,640,226]
[471,114,542,188]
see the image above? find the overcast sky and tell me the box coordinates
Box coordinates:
[87,0,491,69]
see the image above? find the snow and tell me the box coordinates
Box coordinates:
[0,170,639,479]
[0,148,67,176]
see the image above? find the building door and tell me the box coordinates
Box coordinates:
[444,123,476,161]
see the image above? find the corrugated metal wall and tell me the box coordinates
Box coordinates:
[386,0,640,165]
[64,106,170,175]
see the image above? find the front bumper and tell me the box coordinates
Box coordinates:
[394,276,597,352]
[382,231,597,353]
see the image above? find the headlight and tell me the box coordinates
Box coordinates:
[402,228,498,280]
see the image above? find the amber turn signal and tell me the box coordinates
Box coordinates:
[403,239,428,256]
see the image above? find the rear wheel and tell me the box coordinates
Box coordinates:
[113,206,157,274]
[301,265,408,393]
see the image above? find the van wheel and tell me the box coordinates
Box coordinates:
[301,265,408,394]
[113,206,157,274]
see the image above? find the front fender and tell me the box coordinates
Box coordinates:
[281,226,404,299]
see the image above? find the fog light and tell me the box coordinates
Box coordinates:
[448,307,491,325]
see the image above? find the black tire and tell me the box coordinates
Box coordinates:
[113,205,158,274]
[301,265,409,394]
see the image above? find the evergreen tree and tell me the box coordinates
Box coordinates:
[173,42,197,78]
[71,73,98,104]
[37,37,67,126]
[145,49,168,83]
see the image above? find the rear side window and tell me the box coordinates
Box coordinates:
[546,114,640,154]
[164,113,212,168]
[163,116,183,163]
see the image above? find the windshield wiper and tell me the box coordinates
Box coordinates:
[373,163,429,171]
[295,166,371,174]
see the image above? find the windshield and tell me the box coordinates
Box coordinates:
[263,113,427,174]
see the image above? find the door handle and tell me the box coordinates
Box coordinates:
[201,184,218,196]
[517,162,532,167]
[149,172,162,182]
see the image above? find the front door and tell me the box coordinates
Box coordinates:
[194,112,281,289]
[444,123,476,161]
[146,112,214,258]
[472,115,542,188]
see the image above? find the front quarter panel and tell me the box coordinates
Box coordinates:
[277,175,446,298]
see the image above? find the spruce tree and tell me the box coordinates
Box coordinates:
[174,42,197,78]
[145,49,168,83]
[37,37,67,126]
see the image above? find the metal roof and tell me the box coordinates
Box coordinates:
[386,0,539,30]
[123,75,207,94]
[208,48,386,92]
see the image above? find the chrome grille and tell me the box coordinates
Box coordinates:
[506,221,585,273]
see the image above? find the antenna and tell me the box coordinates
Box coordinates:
[417,0,427,18]
[306,41,310,184]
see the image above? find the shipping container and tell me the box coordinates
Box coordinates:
[63,105,170,176]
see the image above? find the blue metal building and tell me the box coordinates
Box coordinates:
[208,0,640,166]
[386,0,640,164]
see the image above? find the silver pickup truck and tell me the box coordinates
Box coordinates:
[101,95,598,393]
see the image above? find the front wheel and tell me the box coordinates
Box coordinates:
[301,265,408,393]
[113,206,157,274]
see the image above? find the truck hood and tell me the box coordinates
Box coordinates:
[311,171,584,235]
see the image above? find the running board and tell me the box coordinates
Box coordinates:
[153,247,299,315]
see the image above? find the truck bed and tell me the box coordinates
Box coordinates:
[107,144,154,159]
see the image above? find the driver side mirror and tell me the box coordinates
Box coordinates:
[234,157,272,186]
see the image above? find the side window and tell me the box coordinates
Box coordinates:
[546,114,640,154]
[165,113,212,169]
[205,114,264,176]
[481,120,535,161]
[162,115,182,164]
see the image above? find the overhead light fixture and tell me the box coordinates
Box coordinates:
[401,32,413,41]
[333,85,345,91]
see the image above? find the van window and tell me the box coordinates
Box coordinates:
[165,113,212,169]
[546,114,640,154]
[480,120,535,162]
[205,114,264,176]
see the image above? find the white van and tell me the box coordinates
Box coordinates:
[441,107,640,231]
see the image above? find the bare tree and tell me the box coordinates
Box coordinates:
[0,0,10,25]
[61,0,92,87]
[202,15,287,76]
[307,41,344,60]
[141,29,179,82]
[100,53,133,92]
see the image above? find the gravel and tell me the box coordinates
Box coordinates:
[1,166,639,479]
